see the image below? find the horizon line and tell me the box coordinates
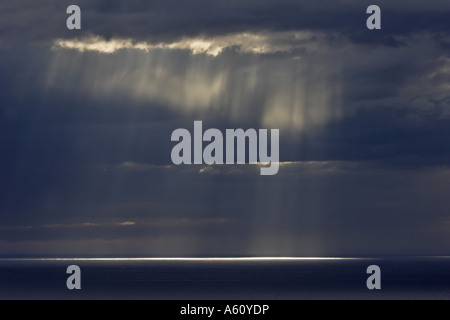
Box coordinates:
[1,256,450,261]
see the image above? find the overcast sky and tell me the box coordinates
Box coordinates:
[1,0,450,256]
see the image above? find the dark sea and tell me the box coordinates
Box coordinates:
[1,257,449,300]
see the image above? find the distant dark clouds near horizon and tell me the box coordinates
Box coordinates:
[1,0,450,256]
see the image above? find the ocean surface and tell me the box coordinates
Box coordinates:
[1,257,449,300]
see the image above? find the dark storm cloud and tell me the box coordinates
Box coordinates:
[1,0,450,44]
[2,3,449,167]
[1,1,450,256]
